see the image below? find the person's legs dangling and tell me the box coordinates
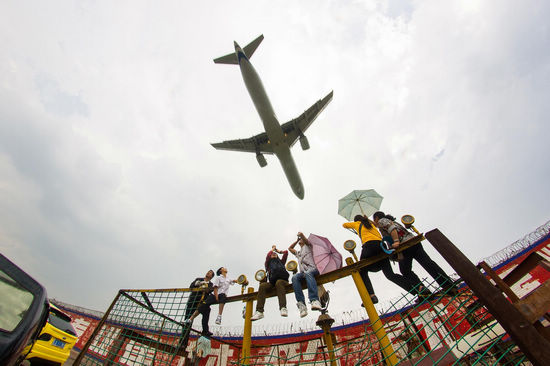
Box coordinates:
[380,259,416,294]
[399,246,428,294]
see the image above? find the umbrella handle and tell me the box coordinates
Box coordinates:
[345,228,358,236]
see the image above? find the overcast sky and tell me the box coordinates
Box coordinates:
[1,1,549,330]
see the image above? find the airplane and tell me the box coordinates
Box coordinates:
[211,34,333,200]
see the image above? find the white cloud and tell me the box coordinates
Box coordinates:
[1,0,549,329]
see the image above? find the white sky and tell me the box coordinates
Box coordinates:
[1,1,549,331]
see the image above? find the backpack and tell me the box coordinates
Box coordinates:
[388,221,413,242]
[267,258,289,284]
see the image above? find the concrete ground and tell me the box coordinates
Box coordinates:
[64,349,80,365]
[20,349,79,365]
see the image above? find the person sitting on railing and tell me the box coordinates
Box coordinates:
[343,215,418,304]
[289,232,323,317]
[212,267,237,326]
[373,211,456,297]
[251,246,290,321]
[185,267,236,336]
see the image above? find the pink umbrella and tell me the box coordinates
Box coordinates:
[308,233,343,275]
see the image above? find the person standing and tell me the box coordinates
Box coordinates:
[373,211,455,295]
[185,270,215,321]
[289,232,322,317]
[343,215,417,304]
[181,270,214,348]
[251,245,290,321]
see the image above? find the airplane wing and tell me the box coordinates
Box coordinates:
[281,91,334,147]
[211,131,274,154]
[213,53,238,65]
[243,34,264,58]
[213,35,264,64]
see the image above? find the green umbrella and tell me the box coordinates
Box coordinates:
[338,189,383,221]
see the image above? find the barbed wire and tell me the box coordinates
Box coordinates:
[51,298,105,319]
[480,219,550,267]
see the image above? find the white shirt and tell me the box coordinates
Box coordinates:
[212,275,234,295]
[296,244,317,273]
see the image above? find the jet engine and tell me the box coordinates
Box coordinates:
[299,135,310,150]
[256,153,267,167]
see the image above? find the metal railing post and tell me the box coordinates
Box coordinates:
[316,314,336,366]
[241,287,254,364]
[346,257,399,366]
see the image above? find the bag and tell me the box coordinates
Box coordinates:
[382,236,404,262]
[267,258,289,284]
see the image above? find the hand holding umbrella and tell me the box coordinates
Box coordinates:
[308,234,343,275]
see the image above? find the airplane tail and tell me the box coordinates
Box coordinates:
[213,34,264,64]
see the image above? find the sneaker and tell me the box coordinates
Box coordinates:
[297,302,307,318]
[311,300,322,311]
[215,315,222,325]
[415,293,433,304]
[418,285,432,296]
[361,295,379,307]
[251,311,264,321]
[442,285,459,296]
[280,307,288,317]
[202,330,213,337]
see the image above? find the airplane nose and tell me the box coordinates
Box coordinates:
[234,41,240,49]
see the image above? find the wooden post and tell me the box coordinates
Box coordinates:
[425,229,550,366]
[478,261,520,302]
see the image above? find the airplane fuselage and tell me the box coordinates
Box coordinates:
[235,43,305,199]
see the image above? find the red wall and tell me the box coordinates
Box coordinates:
[59,235,550,365]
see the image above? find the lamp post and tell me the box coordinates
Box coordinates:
[237,274,249,295]
[401,214,420,235]
[316,313,337,366]
[346,257,398,366]
[343,240,358,262]
[241,287,254,364]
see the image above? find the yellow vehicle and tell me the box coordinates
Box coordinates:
[24,304,78,366]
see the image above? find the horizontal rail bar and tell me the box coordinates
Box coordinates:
[116,235,425,302]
